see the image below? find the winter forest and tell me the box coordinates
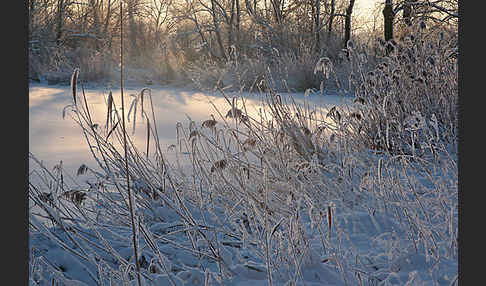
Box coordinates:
[28,0,459,285]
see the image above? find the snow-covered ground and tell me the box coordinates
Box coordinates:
[29,83,347,180]
[29,83,458,286]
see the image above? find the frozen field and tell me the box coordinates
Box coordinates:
[29,83,347,178]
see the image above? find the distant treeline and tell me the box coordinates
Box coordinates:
[28,0,457,90]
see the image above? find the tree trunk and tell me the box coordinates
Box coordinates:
[312,0,321,53]
[89,0,101,50]
[228,0,236,56]
[327,0,335,44]
[343,0,355,50]
[270,0,282,26]
[55,0,65,45]
[383,0,394,54]
[236,0,241,50]
[210,0,227,61]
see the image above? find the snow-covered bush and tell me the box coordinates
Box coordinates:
[334,26,458,156]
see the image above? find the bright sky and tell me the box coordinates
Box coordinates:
[355,0,381,18]
[357,0,379,11]
[352,0,384,34]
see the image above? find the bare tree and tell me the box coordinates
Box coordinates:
[227,0,236,54]
[269,0,283,25]
[89,0,101,35]
[55,0,67,45]
[311,0,321,53]
[147,0,174,42]
[327,0,335,43]
[126,0,140,63]
[210,0,228,60]
[102,0,114,37]
[235,0,241,49]
[383,0,394,53]
[381,0,458,53]
[395,0,458,27]
[343,0,355,50]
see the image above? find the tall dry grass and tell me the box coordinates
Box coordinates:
[29,22,457,285]
[342,26,458,156]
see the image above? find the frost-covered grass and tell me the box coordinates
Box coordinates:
[29,30,458,286]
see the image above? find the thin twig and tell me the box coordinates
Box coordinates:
[120,2,142,285]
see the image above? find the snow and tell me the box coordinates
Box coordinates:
[29,83,346,178]
[29,83,457,285]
